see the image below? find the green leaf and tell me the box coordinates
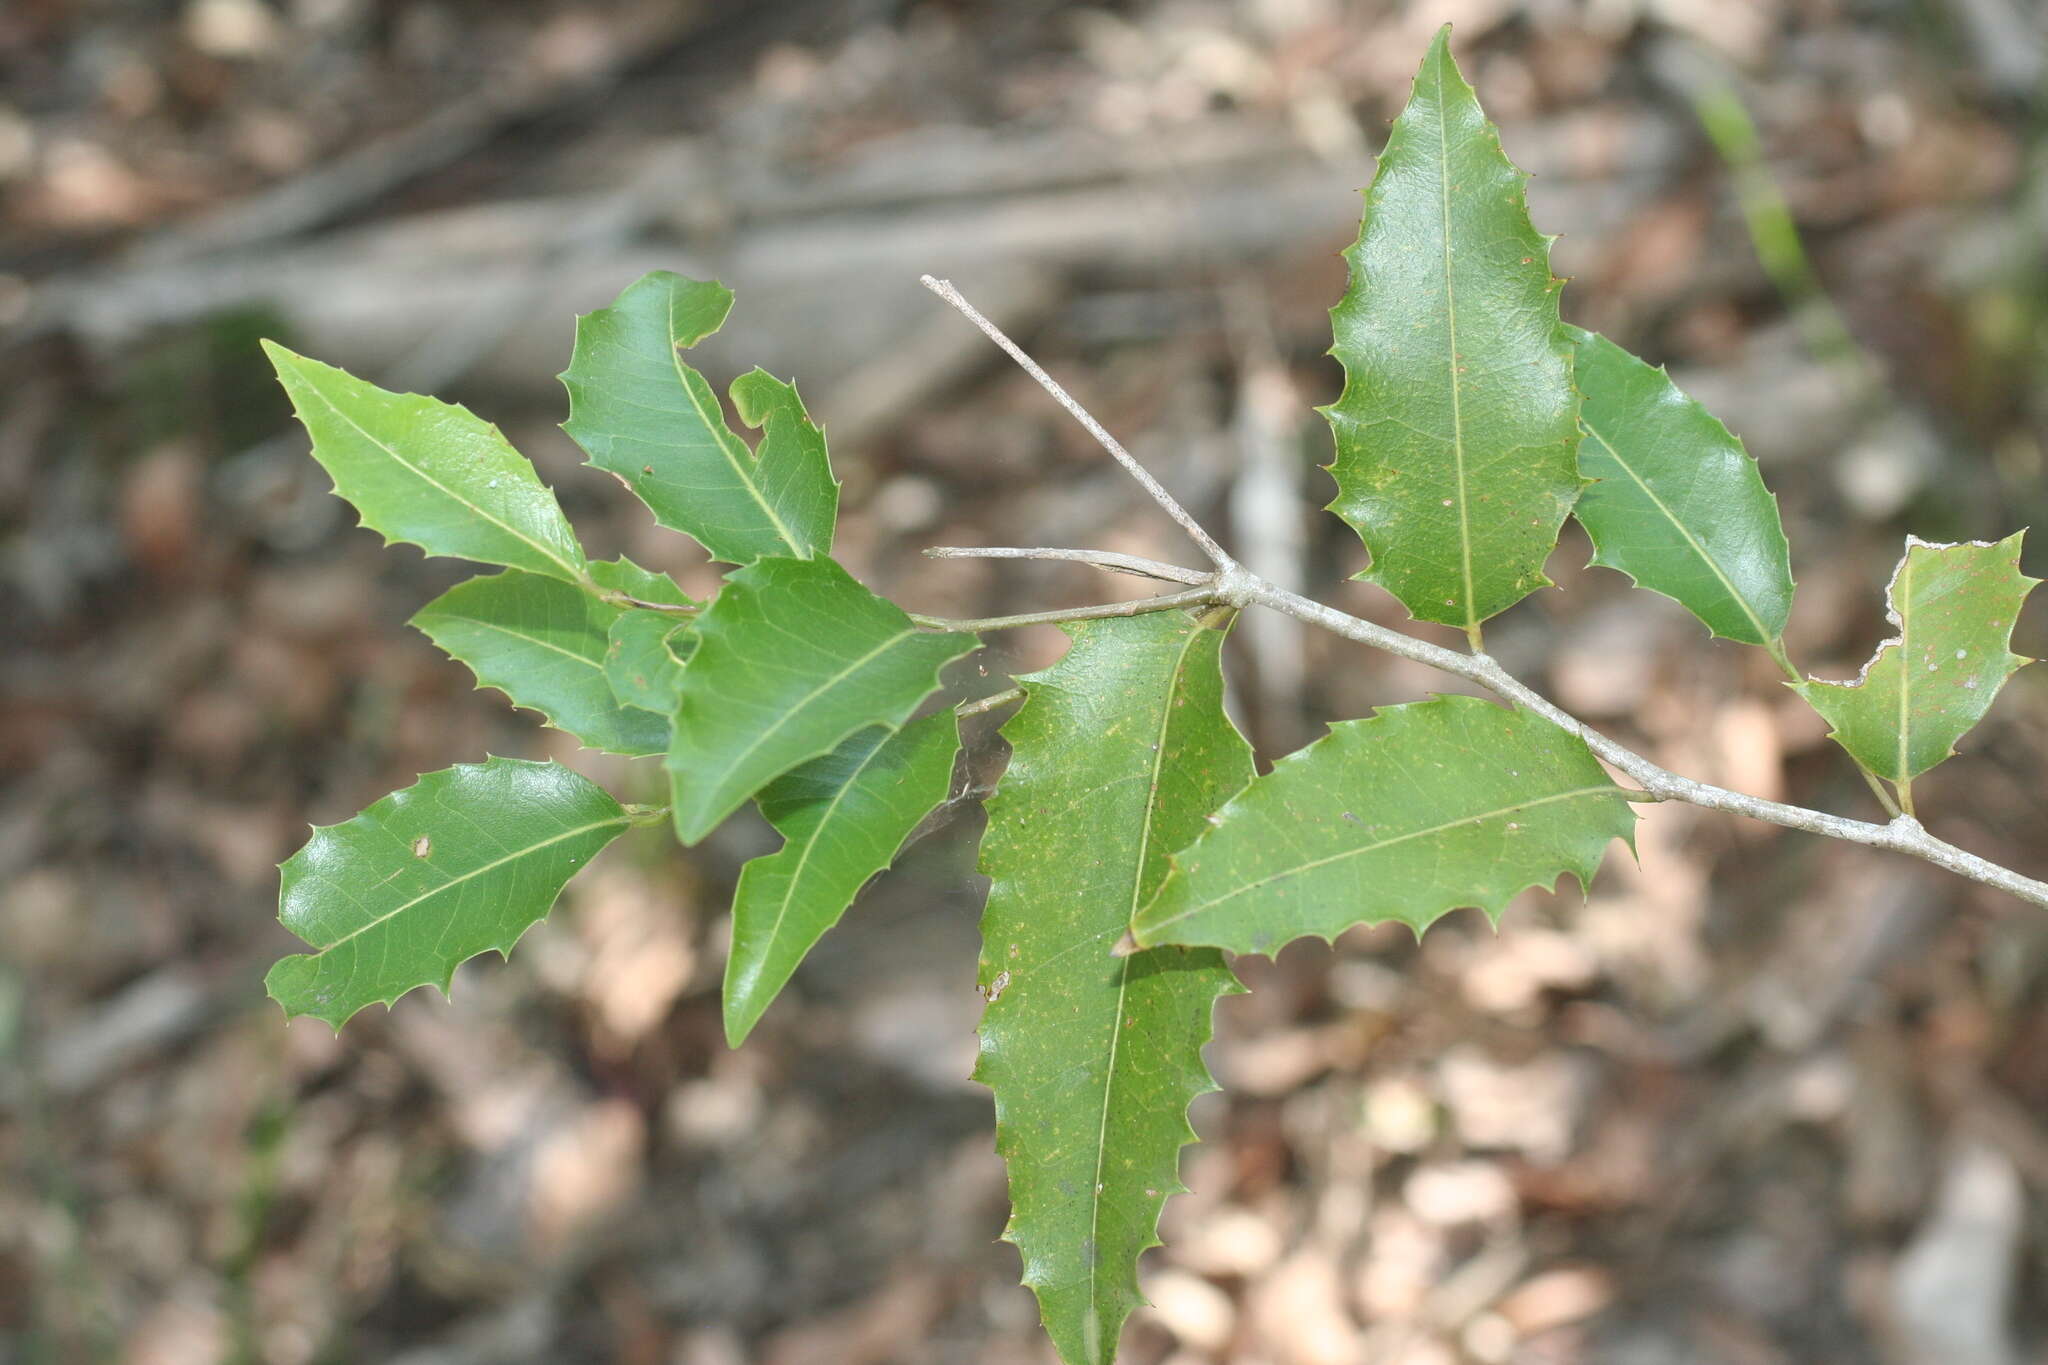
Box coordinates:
[603,609,694,715]
[666,556,974,843]
[976,611,1253,1365]
[724,712,961,1046]
[1131,695,1634,956]
[1794,533,2036,787]
[267,757,633,1028]
[587,555,694,606]
[560,272,838,565]
[1322,26,1581,637]
[261,341,586,584]
[1568,327,1795,647]
[413,570,669,756]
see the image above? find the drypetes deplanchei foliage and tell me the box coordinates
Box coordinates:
[261,26,2036,1365]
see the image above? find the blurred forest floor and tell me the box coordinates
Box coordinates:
[5,1,2048,1362]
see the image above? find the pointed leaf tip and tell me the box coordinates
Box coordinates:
[1795,532,2036,786]
[1132,695,1635,957]
[560,271,836,565]
[723,713,960,1046]
[268,757,632,1029]
[264,343,587,584]
[1323,30,1580,633]
[1568,326,1795,646]
[976,612,1252,1365]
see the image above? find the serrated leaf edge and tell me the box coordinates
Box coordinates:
[977,614,1245,1359]
[269,756,631,1030]
[558,274,815,563]
[723,715,959,1047]
[263,341,588,585]
[1567,326,1794,647]
[1316,28,1582,634]
[1133,696,1633,951]
[411,579,666,758]
[1795,532,2037,779]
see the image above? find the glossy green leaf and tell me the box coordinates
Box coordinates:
[262,341,586,584]
[724,712,961,1047]
[977,611,1252,1365]
[413,570,668,756]
[1322,27,1581,636]
[560,272,837,565]
[1795,533,2036,786]
[604,610,694,715]
[267,758,633,1028]
[1132,695,1634,955]
[1568,327,1795,646]
[587,555,694,606]
[666,556,974,844]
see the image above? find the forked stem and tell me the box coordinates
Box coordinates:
[919,271,2048,911]
[920,276,1236,572]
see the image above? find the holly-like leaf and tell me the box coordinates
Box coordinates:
[604,609,694,715]
[413,570,668,756]
[560,272,837,565]
[724,712,960,1046]
[1131,695,1634,956]
[1569,327,1795,647]
[267,758,634,1028]
[262,341,587,584]
[666,556,974,844]
[1322,26,1580,637]
[977,611,1253,1365]
[1794,533,2036,788]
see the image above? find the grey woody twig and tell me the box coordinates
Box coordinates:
[920,275,1237,571]
[922,276,2048,912]
[938,546,2048,911]
[924,545,1212,586]
[911,586,1217,635]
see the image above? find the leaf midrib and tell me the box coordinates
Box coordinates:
[664,286,806,559]
[677,624,930,828]
[1433,48,1478,636]
[296,365,583,582]
[1140,784,1618,938]
[1084,621,1210,1325]
[1579,415,1774,646]
[422,609,605,672]
[749,729,900,1001]
[296,815,629,957]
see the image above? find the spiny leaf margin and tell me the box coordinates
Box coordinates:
[723,712,961,1046]
[665,555,975,844]
[559,271,837,566]
[1568,326,1795,647]
[262,341,588,584]
[267,757,633,1029]
[1131,694,1636,956]
[1321,25,1582,636]
[1794,532,2037,786]
[976,610,1253,1365]
[411,568,669,757]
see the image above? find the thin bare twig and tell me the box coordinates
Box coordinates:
[919,273,2048,912]
[1229,575,2048,911]
[920,275,1236,570]
[924,545,1211,586]
[911,586,1216,635]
